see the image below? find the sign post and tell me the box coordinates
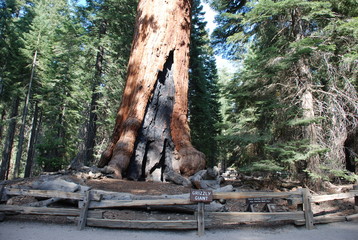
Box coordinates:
[190,189,213,236]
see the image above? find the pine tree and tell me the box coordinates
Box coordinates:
[73,0,137,167]
[13,0,87,174]
[189,0,221,167]
[0,0,34,179]
[209,0,358,185]
[1,0,137,177]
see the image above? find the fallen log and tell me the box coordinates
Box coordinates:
[5,188,102,201]
[31,176,80,192]
[189,168,224,189]
[311,192,356,203]
[163,170,191,187]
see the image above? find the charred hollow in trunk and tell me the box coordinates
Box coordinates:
[127,51,175,181]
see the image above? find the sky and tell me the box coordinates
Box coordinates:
[202,2,236,72]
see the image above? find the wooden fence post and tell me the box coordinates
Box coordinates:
[302,188,314,230]
[197,202,205,236]
[0,185,5,202]
[354,185,358,212]
[0,186,5,222]
[78,190,91,230]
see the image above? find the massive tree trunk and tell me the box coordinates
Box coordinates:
[98,0,205,181]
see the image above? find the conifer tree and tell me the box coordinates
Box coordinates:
[189,0,221,167]
[11,0,86,174]
[0,0,34,179]
[73,0,137,166]
[209,0,358,185]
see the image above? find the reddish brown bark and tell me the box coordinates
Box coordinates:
[99,0,205,179]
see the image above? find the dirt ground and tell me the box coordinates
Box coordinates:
[0,220,357,240]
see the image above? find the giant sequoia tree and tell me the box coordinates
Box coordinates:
[98,0,206,181]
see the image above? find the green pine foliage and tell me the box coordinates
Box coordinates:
[0,0,31,110]
[189,0,222,167]
[18,0,86,172]
[0,0,136,177]
[75,0,136,165]
[210,0,358,185]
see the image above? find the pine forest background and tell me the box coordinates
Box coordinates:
[0,0,357,187]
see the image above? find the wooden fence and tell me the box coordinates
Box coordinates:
[0,185,357,236]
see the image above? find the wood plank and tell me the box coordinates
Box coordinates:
[78,190,90,230]
[5,188,101,201]
[88,198,193,209]
[311,192,356,203]
[0,205,80,216]
[213,191,302,200]
[295,215,348,225]
[206,212,305,226]
[302,188,314,230]
[313,215,346,224]
[86,218,197,230]
[88,210,104,219]
[346,213,358,221]
[197,203,205,236]
[67,211,105,223]
[25,198,61,207]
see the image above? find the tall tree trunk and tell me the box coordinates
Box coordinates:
[298,58,322,185]
[84,21,107,166]
[14,49,38,178]
[99,0,205,180]
[24,102,40,178]
[0,108,6,142]
[0,97,20,180]
[85,86,99,166]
